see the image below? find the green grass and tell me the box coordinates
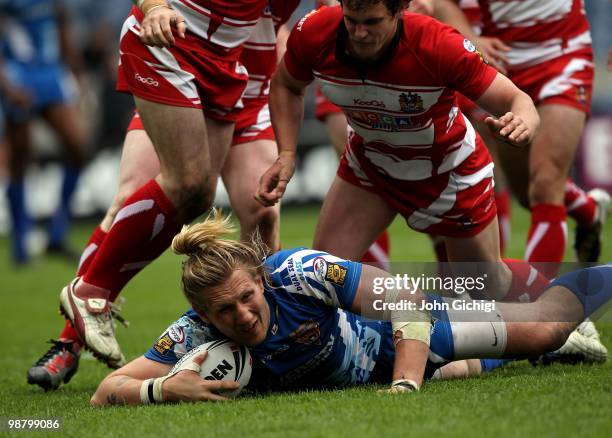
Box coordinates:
[0,203,610,437]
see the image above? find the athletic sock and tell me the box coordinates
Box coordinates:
[503,259,551,302]
[495,190,511,256]
[82,179,181,300]
[48,165,80,247]
[56,225,108,345]
[76,225,107,277]
[548,264,612,318]
[480,358,512,373]
[361,230,390,271]
[6,180,31,263]
[564,178,597,226]
[525,204,566,278]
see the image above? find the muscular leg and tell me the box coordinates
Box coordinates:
[100,130,159,232]
[222,139,280,251]
[313,176,396,260]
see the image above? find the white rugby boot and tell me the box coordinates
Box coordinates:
[59,278,126,368]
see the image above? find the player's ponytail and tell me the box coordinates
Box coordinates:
[171,208,270,312]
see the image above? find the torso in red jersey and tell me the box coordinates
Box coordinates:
[284,7,499,236]
[285,7,496,178]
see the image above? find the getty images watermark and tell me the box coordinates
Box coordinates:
[370,273,497,313]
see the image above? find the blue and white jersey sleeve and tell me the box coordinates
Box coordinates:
[265,248,362,310]
[144,309,222,365]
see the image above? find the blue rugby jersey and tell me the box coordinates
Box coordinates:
[145,248,457,388]
[1,0,63,64]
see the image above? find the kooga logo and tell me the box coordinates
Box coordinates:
[135,73,159,87]
[354,98,385,108]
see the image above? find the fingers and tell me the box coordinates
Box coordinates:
[485,113,530,147]
[140,9,186,47]
[192,351,208,366]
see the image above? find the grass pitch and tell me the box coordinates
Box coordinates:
[0,203,610,437]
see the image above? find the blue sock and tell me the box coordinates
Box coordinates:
[6,180,31,263]
[48,165,80,246]
[480,358,512,373]
[549,265,612,317]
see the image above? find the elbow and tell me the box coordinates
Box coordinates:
[90,392,104,407]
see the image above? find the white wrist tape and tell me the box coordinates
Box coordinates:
[139,376,170,404]
[391,379,420,392]
[385,287,432,346]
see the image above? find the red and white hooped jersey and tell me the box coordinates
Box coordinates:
[132,0,268,61]
[240,0,300,101]
[284,7,497,182]
[478,0,591,68]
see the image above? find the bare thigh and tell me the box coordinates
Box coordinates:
[100,129,160,231]
[221,139,280,249]
[313,177,396,260]
[134,97,234,222]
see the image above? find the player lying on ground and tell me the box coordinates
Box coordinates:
[91,210,609,406]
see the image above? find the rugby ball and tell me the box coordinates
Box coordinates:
[170,339,252,398]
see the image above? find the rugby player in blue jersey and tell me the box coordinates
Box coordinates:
[91,210,609,405]
[0,0,86,264]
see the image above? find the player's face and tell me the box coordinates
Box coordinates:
[202,269,270,347]
[343,2,400,61]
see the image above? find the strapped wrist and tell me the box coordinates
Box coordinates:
[139,376,170,404]
[137,0,171,16]
[391,378,420,392]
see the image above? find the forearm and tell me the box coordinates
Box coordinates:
[392,339,429,388]
[90,375,148,406]
[433,0,479,40]
[269,73,305,159]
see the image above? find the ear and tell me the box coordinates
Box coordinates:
[194,307,211,324]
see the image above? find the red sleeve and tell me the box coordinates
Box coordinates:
[433,24,497,101]
[282,9,321,82]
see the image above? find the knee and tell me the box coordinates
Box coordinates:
[176,176,216,220]
[237,203,279,240]
[529,165,566,204]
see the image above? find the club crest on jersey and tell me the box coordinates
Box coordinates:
[398,92,424,114]
[290,320,321,345]
[325,263,348,286]
[153,333,175,355]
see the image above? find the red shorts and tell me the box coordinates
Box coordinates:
[314,87,342,122]
[117,13,248,122]
[337,133,497,238]
[232,97,275,145]
[508,48,594,114]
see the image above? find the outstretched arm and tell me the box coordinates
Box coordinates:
[254,61,311,206]
[91,353,238,406]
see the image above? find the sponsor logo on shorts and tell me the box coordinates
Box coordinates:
[135,73,159,87]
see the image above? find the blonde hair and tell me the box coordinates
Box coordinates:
[171,209,269,311]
